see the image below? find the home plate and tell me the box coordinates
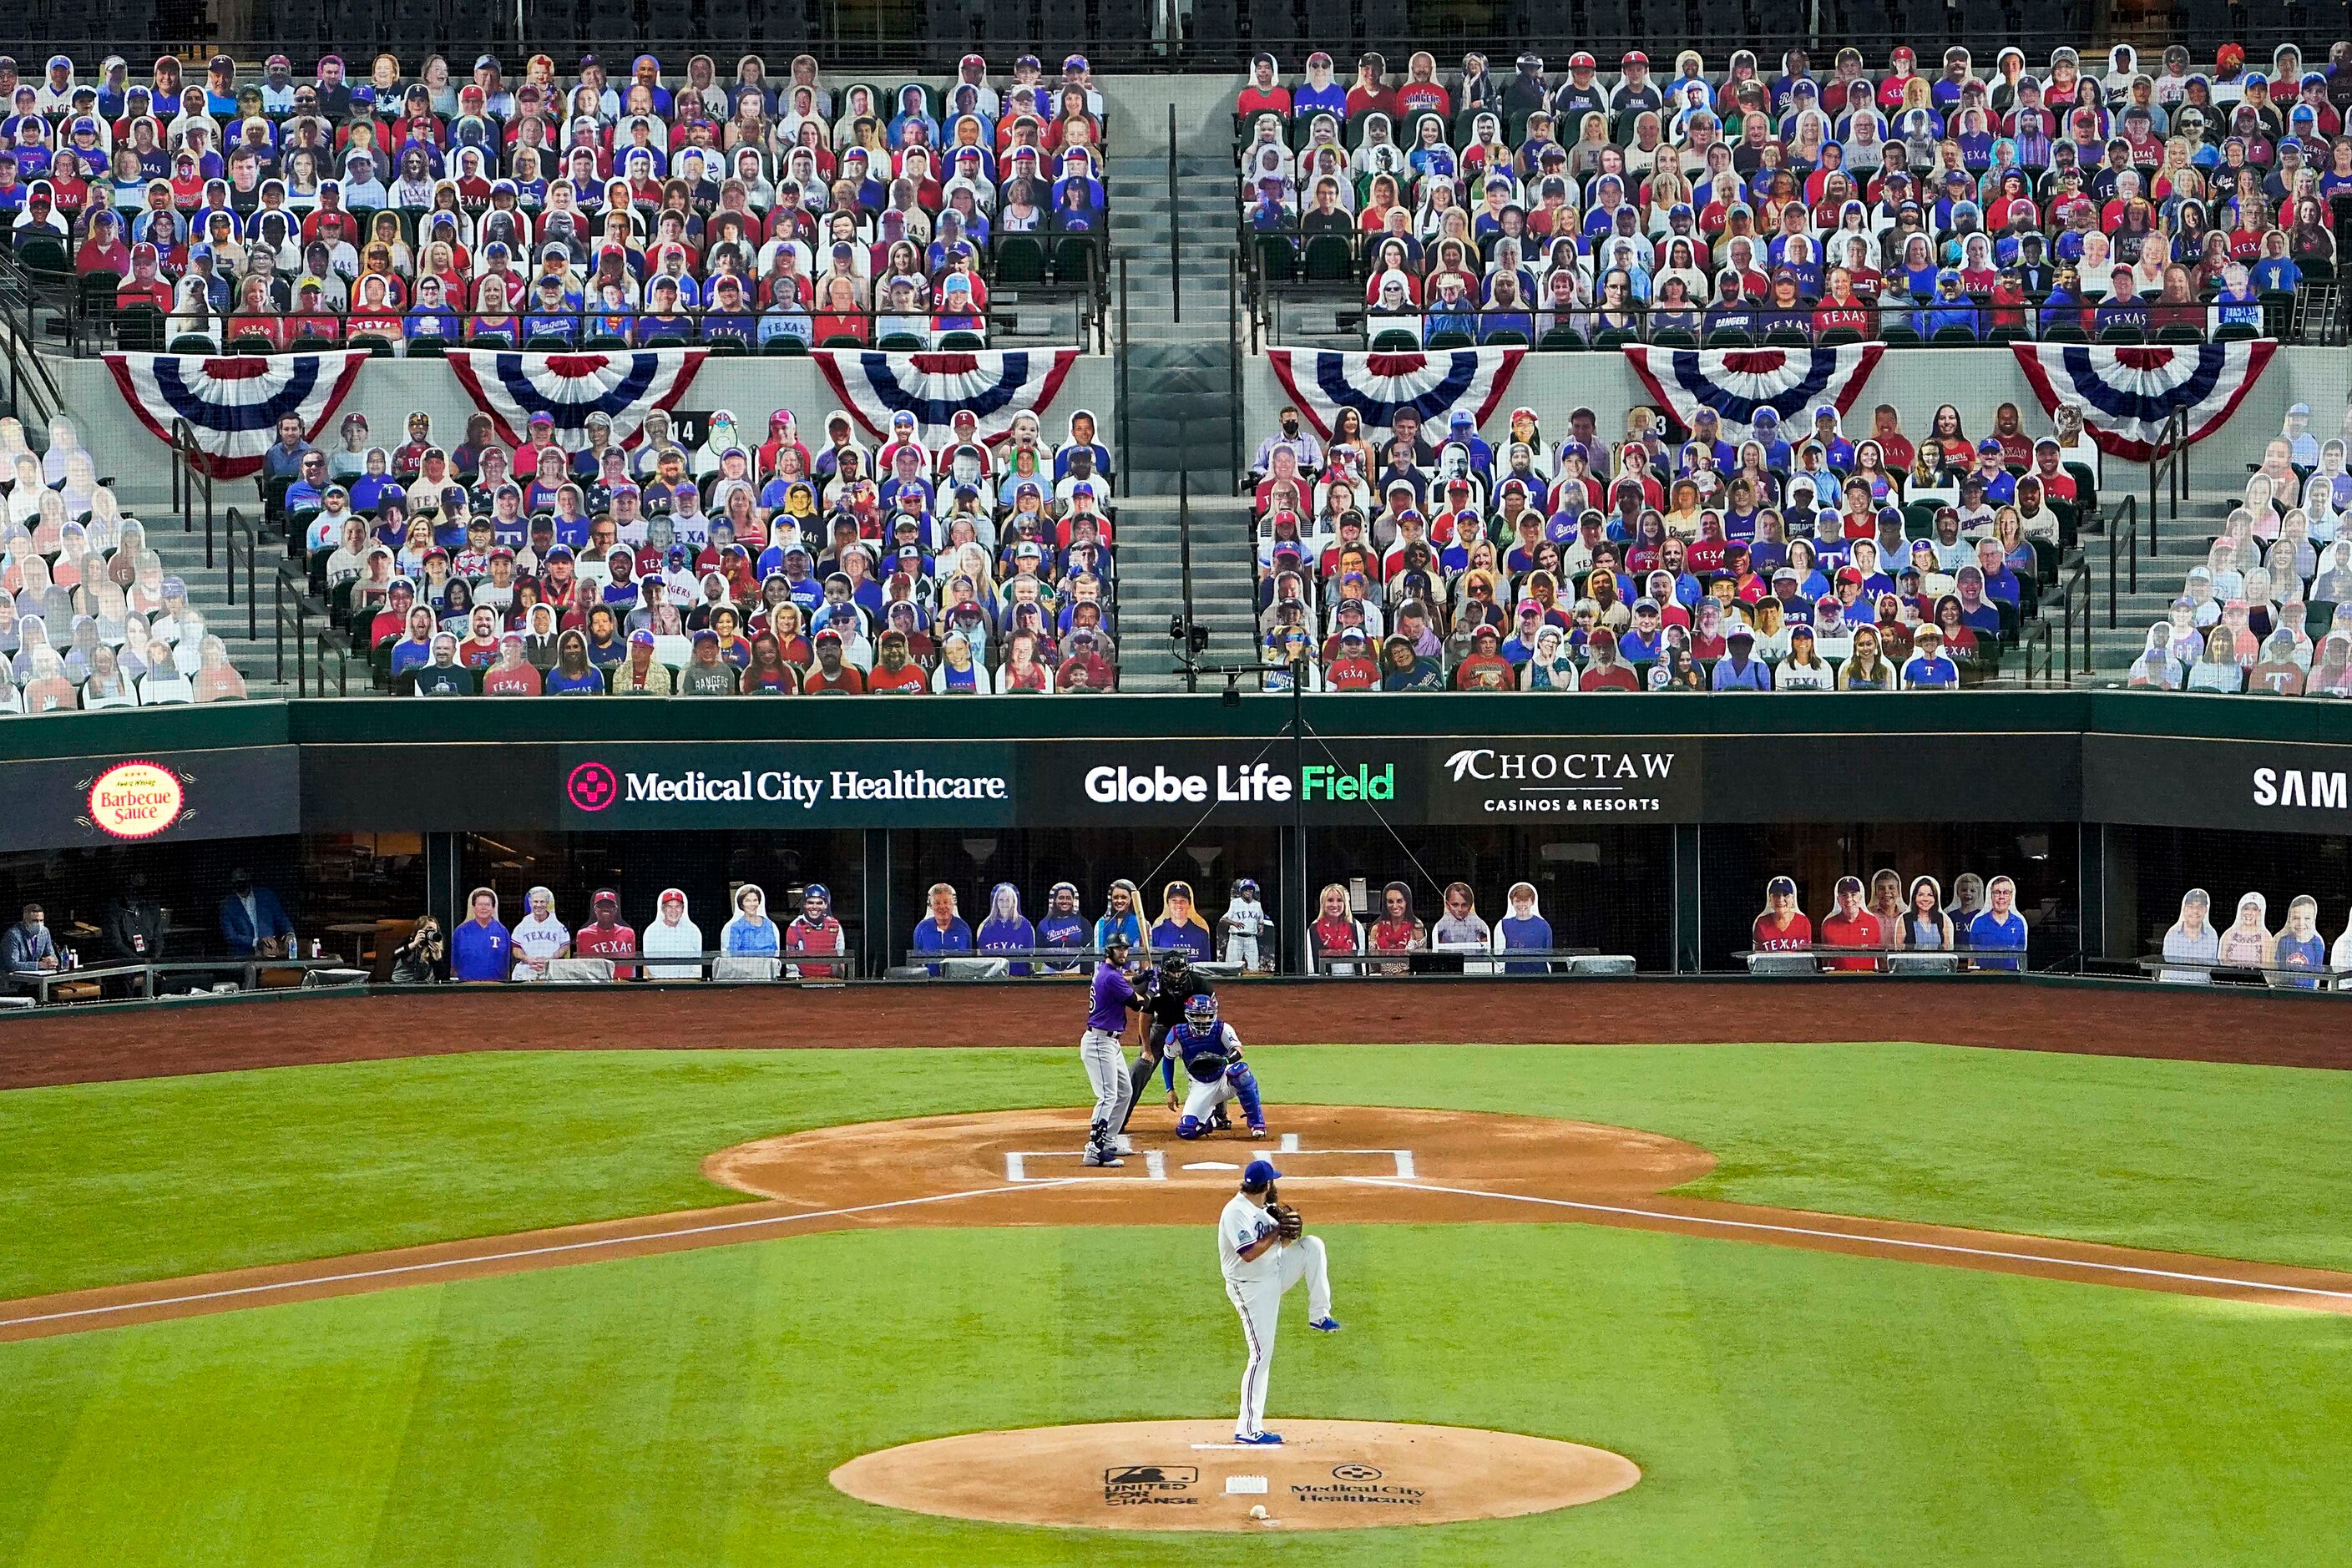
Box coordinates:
[1182,1161,1241,1171]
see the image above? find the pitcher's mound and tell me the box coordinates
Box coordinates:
[830,1418,1640,1532]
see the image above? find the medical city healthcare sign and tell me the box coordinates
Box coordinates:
[558,743,1017,829]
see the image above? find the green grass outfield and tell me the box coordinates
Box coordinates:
[2,1043,2349,1565]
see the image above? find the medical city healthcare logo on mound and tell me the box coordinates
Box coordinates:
[554,742,1018,828]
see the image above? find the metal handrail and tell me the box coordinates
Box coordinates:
[2022,616,2054,687]
[1227,251,1244,487]
[1115,255,1131,501]
[2147,404,2191,534]
[224,506,260,641]
[0,244,61,421]
[1177,470,1196,693]
[169,418,217,564]
[2061,550,2092,677]
[2105,493,2139,629]
[136,297,1087,359]
[273,565,313,690]
[1166,104,1182,326]
[2130,953,2349,989]
[315,630,352,698]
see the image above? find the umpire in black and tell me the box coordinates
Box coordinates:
[1120,949,1218,1135]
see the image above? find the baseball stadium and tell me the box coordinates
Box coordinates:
[2,8,2352,1565]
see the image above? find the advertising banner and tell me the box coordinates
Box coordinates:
[1023,736,1703,825]
[554,741,1019,829]
[1421,737,1700,821]
[2082,734,2352,832]
[0,746,300,851]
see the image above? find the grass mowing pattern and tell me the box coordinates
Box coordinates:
[1,1222,2347,1566]
[1,1044,2348,1302]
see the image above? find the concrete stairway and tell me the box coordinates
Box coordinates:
[1106,135,1256,691]
[1113,493,1260,689]
[112,474,297,697]
[2084,496,2237,674]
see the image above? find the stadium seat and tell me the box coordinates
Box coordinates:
[1053,237,1098,284]
[994,236,1047,285]
[1303,235,1354,281]
[1191,0,1238,43]
[15,235,68,278]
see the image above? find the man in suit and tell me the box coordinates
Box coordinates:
[5,902,58,991]
[218,867,296,958]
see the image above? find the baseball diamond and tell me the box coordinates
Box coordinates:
[9,17,2352,1568]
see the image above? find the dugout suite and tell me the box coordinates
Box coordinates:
[4,692,2349,975]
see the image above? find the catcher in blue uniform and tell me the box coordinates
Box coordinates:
[1161,993,1267,1139]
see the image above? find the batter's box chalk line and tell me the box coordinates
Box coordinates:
[1004,1150,1168,1181]
[1004,1142,1414,1183]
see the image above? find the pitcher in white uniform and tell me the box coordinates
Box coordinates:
[1218,1156,1340,1446]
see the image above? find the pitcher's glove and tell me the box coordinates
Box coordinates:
[1268,1203,1304,1242]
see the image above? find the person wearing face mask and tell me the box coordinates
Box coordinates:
[5,902,58,989]
[1254,405,1324,477]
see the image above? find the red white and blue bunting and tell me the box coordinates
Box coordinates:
[2009,341,2278,462]
[1266,347,1524,438]
[448,348,710,450]
[104,350,371,479]
[1622,343,1884,443]
[814,348,1081,442]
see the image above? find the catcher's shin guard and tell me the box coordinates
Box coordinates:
[1233,1067,1265,1129]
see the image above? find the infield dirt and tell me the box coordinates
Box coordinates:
[829,1419,1642,1532]
[5,1105,2349,1344]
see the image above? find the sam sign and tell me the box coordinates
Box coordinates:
[84,760,186,840]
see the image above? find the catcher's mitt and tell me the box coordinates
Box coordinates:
[1268,1202,1304,1242]
[1185,1050,1231,1083]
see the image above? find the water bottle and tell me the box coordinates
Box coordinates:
[311,937,322,959]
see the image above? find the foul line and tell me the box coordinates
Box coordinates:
[0,1181,1080,1332]
[1345,1177,2352,1305]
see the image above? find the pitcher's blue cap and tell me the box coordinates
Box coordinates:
[1242,1159,1282,1190]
